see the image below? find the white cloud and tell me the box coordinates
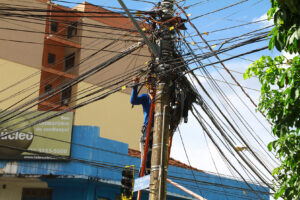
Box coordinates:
[282,51,299,59]
[253,13,274,28]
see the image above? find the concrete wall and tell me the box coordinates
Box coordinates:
[74,81,143,150]
[0,58,40,111]
[0,0,46,69]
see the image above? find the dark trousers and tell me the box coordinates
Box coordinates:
[140,125,153,175]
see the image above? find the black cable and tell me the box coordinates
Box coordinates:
[50,0,140,11]
[0,0,276,196]
[0,7,147,15]
[190,109,266,200]
[177,128,204,196]
[195,0,264,30]
[0,39,120,110]
[0,144,271,198]
[2,41,129,117]
[0,5,150,107]
[0,10,140,33]
[182,46,268,75]
[201,128,230,200]
[0,13,141,18]
[0,37,149,57]
[0,42,145,132]
[192,105,272,190]
[190,0,248,20]
[205,20,272,35]
[184,0,210,9]
[188,30,269,46]
[181,31,278,164]
[0,15,143,39]
[192,87,274,189]
[176,48,274,188]
[0,27,141,42]
[0,9,146,108]
[176,43,278,176]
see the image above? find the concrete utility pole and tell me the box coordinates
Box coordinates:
[150,0,175,199]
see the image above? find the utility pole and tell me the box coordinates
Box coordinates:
[116,0,176,199]
[150,0,175,199]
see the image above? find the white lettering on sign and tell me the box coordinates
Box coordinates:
[0,130,33,141]
[61,116,70,121]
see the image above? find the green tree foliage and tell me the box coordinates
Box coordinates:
[268,0,300,53]
[244,0,300,199]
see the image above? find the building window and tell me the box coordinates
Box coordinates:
[67,21,78,38]
[22,188,52,200]
[47,53,56,64]
[45,84,52,93]
[50,21,58,32]
[61,86,72,106]
[64,53,75,71]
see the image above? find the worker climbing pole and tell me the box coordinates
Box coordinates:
[118,0,197,199]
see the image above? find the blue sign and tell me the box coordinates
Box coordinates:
[133,175,150,192]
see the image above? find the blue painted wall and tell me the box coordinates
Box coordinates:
[0,126,270,200]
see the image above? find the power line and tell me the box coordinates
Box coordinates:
[178,43,276,185]
[0,15,143,39]
[177,128,204,196]
[191,79,274,186]
[0,42,145,133]
[0,27,141,42]
[0,40,120,107]
[190,0,248,21]
[178,5,272,124]
[190,109,266,200]
[181,30,277,147]
[0,7,148,14]
[0,12,148,108]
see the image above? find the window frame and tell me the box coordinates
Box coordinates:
[47,53,56,64]
[50,21,58,32]
[64,52,75,71]
[61,86,72,106]
[45,84,52,93]
[67,21,78,38]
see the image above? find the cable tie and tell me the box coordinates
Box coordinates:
[135,10,142,17]
[152,143,163,148]
[154,113,170,117]
[151,165,160,169]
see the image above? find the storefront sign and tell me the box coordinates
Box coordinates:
[0,111,73,160]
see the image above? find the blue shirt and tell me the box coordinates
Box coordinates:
[130,85,152,126]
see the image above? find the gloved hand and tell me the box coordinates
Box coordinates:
[133,77,140,84]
